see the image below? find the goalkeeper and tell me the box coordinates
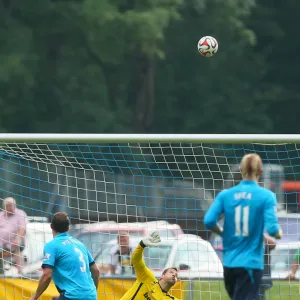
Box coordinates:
[121,231,179,300]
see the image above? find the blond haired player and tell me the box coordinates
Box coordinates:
[121,232,179,300]
[204,153,282,300]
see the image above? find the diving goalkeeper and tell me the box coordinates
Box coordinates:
[120,231,179,300]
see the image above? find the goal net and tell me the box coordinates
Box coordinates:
[0,134,300,299]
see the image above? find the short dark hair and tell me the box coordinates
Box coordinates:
[51,212,70,233]
[162,267,178,275]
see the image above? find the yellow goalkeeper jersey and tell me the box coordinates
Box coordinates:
[120,242,179,300]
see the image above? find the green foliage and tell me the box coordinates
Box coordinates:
[0,0,297,133]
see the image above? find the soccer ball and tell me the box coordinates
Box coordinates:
[197,36,218,57]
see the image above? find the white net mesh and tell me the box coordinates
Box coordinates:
[0,140,299,299]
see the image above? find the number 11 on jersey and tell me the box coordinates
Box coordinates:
[235,205,249,236]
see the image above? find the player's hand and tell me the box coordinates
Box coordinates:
[142,231,161,247]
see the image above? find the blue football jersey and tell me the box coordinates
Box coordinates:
[204,180,280,270]
[42,233,97,300]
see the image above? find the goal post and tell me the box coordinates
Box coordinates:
[0,134,300,299]
[1,133,300,143]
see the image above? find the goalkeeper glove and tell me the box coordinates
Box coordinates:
[141,231,161,247]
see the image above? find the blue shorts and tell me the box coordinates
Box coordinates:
[224,267,263,300]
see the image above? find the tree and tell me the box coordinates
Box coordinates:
[0,0,295,134]
[248,0,300,133]
[153,0,277,133]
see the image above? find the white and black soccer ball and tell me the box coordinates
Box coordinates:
[197,36,218,57]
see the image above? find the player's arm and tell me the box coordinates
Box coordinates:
[30,268,53,300]
[264,193,282,239]
[264,233,276,250]
[90,264,100,289]
[87,249,100,289]
[204,191,225,236]
[132,232,161,282]
[30,243,56,300]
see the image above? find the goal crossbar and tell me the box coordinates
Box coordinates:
[0,133,299,143]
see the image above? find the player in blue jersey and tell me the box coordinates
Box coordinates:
[30,212,100,300]
[204,153,282,300]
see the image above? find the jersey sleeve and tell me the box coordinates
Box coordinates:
[131,241,156,282]
[87,249,95,266]
[41,242,57,268]
[293,249,300,263]
[204,191,225,229]
[264,192,280,236]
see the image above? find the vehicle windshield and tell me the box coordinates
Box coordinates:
[174,242,214,270]
[77,232,118,257]
[94,243,115,265]
[95,241,216,273]
[26,230,53,263]
[144,246,172,269]
[271,248,298,272]
[77,230,176,258]
[95,244,172,270]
